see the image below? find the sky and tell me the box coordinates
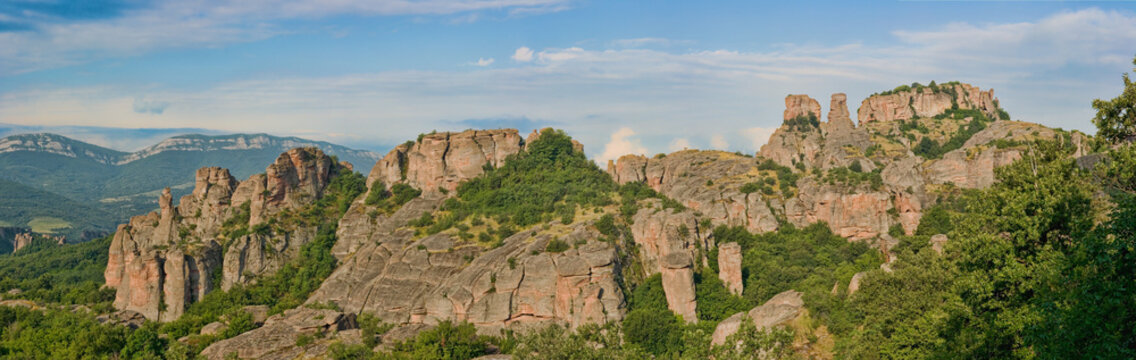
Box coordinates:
[1,1,1135,164]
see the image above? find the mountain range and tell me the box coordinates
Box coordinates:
[0,132,381,242]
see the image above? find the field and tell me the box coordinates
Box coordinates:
[27,217,71,234]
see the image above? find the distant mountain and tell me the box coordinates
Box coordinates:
[0,132,382,241]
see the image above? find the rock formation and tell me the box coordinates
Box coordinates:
[857,83,1001,125]
[105,148,343,321]
[717,242,743,296]
[200,307,359,360]
[711,290,804,345]
[309,218,625,335]
[366,129,524,195]
[929,234,948,255]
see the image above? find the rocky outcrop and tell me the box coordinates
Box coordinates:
[309,218,625,335]
[608,151,782,234]
[661,252,697,322]
[718,242,743,296]
[200,307,358,360]
[711,290,804,345]
[783,95,822,122]
[930,234,948,255]
[367,129,524,195]
[858,83,1001,125]
[760,95,825,169]
[12,233,32,252]
[105,147,344,321]
[785,178,896,239]
[847,272,867,296]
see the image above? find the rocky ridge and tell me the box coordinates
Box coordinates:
[104,147,342,321]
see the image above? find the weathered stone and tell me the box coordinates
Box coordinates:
[717,242,743,296]
[930,234,949,255]
[200,322,228,336]
[711,290,804,345]
[847,272,867,296]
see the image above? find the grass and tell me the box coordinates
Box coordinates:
[0,220,12,227]
[28,217,71,234]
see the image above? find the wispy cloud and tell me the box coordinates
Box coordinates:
[475,57,495,66]
[0,0,574,74]
[1,8,1132,159]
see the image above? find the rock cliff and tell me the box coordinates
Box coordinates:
[366,129,524,196]
[105,147,343,321]
[857,82,1002,125]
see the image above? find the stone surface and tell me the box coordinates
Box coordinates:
[200,322,228,336]
[200,307,357,360]
[718,242,743,296]
[930,234,948,255]
[847,272,867,296]
[308,219,625,335]
[711,290,804,345]
[366,129,524,195]
[858,83,1001,125]
[105,148,344,321]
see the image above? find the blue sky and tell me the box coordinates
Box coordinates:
[1,1,1135,163]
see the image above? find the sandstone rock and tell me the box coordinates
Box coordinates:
[711,290,804,345]
[847,272,867,296]
[12,233,32,253]
[783,94,821,122]
[200,322,228,336]
[105,147,344,322]
[785,178,895,240]
[930,234,948,255]
[717,242,743,296]
[308,219,625,334]
[200,307,357,360]
[96,310,147,329]
[858,83,1001,125]
[661,252,697,323]
[367,129,524,195]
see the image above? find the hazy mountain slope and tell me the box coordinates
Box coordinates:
[0,132,382,241]
[0,178,116,242]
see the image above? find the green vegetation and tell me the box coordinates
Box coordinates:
[910,108,995,159]
[784,113,820,132]
[0,178,115,241]
[756,159,801,197]
[1092,56,1136,144]
[0,235,115,307]
[26,217,70,234]
[822,166,883,190]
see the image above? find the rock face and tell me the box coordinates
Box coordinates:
[857,83,1002,125]
[784,95,822,122]
[717,242,743,296]
[200,307,358,360]
[711,290,804,345]
[608,151,782,235]
[784,178,896,239]
[309,218,625,335]
[366,129,524,195]
[105,148,343,321]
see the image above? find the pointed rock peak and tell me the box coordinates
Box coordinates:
[827,93,854,131]
[783,94,821,123]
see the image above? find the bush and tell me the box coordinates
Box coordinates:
[622,308,684,356]
[545,238,570,253]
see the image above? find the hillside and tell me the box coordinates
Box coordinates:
[0,133,382,241]
[0,80,1132,359]
[0,178,116,242]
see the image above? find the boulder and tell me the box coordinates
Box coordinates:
[200,307,358,360]
[200,322,228,336]
[847,272,867,296]
[930,234,948,255]
[711,290,804,345]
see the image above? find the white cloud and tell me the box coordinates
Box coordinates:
[597,127,647,165]
[710,134,729,150]
[475,58,495,66]
[742,127,777,150]
[0,0,573,75]
[669,138,691,152]
[3,8,1132,157]
[512,47,534,62]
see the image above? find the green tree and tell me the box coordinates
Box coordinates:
[1093,56,1136,144]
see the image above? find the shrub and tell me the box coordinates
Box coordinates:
[545,238,570,253]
